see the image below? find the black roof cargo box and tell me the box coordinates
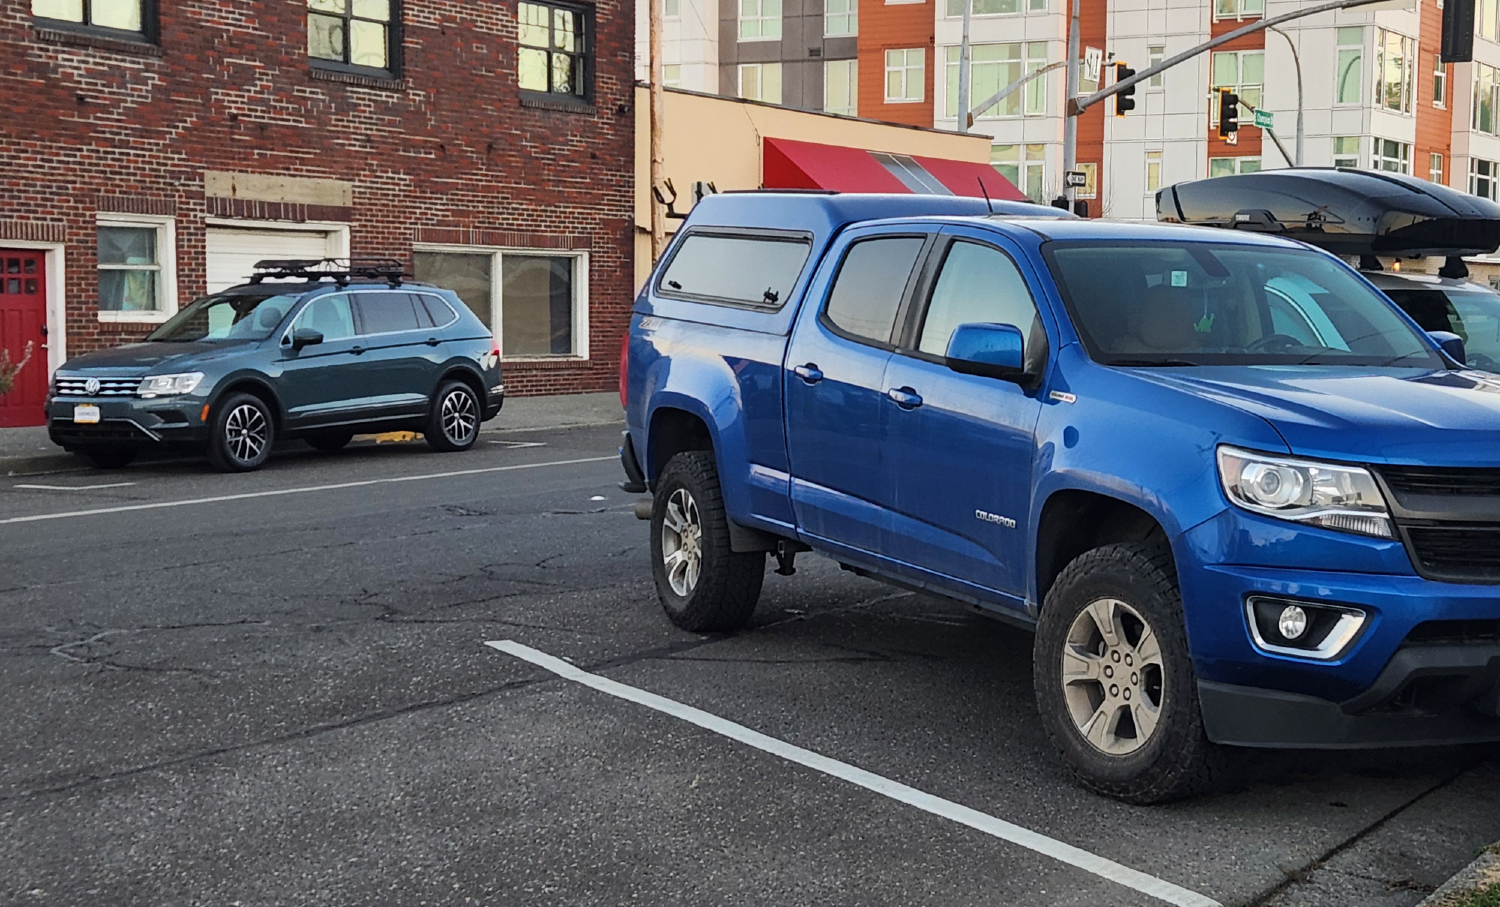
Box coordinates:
[1156,168,1500,258]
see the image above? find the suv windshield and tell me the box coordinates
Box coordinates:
[1044,241,1442,368]
[148,292,299,342]
[1381,283,1500,372]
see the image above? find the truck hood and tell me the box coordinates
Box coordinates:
[1135,366,1500,466]
[60,341,252,375]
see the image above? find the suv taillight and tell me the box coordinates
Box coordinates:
[618,330,630,410]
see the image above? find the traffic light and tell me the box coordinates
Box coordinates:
[1442,0,1475,63]
[1217,88,1239,140]
[1114,63,1136,117]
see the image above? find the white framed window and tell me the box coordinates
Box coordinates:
[413,247,590,359]
[824,58,857,116]
[1145,150,1162,193]
[1372,137,1410,174]
[1373,28,1415,114]
[885,48,924,102]
[1210,50,1262,126]
[945,41,1045,118]
[1335,27,1362,106]
[1482,0,1496,41]
[96,213,176,324]
[1209,157,1261,178]
[1333,135,1360,168]
[1148,45,1164,89]
[1473,159,1498,201]
[665,0,680,16]
[739,62,781,103]
[739,0,780,41]
[990,143,1047,203]
[945,0,1021,15]
[1431,152,1445,185]
[825,0,856,36]
[1476,63,1498,136]
[663,63,681,87]
[1434,54,1447,107]
[1077,161,1097,199]
[1213,0,1262,20]
[1027,0,1045,10]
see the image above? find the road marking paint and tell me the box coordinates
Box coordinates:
[486,640,1222,907]
[0,456,616,526]
[488,440,548,449]
[13,482,138,491]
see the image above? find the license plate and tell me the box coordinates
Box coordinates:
[73,404,101,424]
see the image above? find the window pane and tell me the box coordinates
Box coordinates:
[1336,26,1362,44]
[824,238,925,345]
[414,252,493,328]
[309,0,345,10]
[355,291,420,335]
[519,47,549,90]
[1241,52,1263,85]
[741,64,760,100]
[98,270,159,312]
[1211,52,1237,88]
[1336,49,1361,103]
[309,13,346,61]
[349,20,387,68]
[990,145,1020,186]
[919,242,1038,356]
[1239,158,1261,174]
[518,3,549,47]
[1209,158,1235,178]
[294,296,356,341]
[32,0,83,21]
[554,9,577,51]
[502,255,574,356]
[98,227,156,265]
[660,234,811,306]
[352,0,389,20]
[90,0,140,29]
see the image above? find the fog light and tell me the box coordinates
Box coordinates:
[1278,605,1308,640]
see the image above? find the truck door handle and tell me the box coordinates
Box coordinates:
[350,345,366,355]
[887,387,923,410]
[425,337,440,347]
[793,364,823,384]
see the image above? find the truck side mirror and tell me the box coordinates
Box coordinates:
[1428,330,1467,366]
[290,328,324,351]
[945,323,1026,381]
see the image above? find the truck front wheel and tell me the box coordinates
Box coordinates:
[650,451,765,632]
[1033,542,1221,804]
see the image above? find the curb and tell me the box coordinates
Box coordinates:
[1417,845,1500,907]
[1,452,80,477]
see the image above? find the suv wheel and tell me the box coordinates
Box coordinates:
[81,447,137,470]
[1033,542,1221,804]
[425,380,480,452]
[650,451,764,632]
[207,393,275,472]
[306,430,354,452]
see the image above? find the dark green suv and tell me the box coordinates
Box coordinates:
[47,260,504,472]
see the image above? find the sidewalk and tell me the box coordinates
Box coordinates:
[0,391,623,476]
[1418,845,1500,907]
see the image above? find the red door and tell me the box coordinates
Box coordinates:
[0,251,48,428]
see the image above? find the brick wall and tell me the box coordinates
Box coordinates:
[1416,0,1453,186]
[858,0,936,127]
[0,0,635,396]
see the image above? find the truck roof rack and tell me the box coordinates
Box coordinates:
[249,258,409,287]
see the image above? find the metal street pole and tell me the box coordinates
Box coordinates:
[957,0,972,134]
[1061,0,1080,206]
[1268,25,1304,166]
[649,0,666,262]
[967,59,1065,126]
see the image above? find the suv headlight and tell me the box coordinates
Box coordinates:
[138,372,205,398]
[1217,446,1393,539]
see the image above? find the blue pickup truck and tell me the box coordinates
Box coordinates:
[619,191,1500,803]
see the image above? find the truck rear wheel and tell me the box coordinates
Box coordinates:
[650,451,764,632]
[1033,542,1221,804]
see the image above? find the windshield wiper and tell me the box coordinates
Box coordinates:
[1106,358,1199,367]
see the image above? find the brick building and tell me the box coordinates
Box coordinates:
[0,0,634,428]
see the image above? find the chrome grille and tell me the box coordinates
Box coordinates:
[53,376,140,397]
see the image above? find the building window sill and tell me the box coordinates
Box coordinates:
[519,92,597,114]
[309,66,405,91]
[503,355,592,365]
[33,24,161,56]
[97,310,171,324]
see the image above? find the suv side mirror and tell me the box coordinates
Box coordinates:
[290,328,324,351]
[1428,330,1466,366]
[945,323,1026,381]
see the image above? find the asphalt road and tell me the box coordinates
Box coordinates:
[1,422,1497,907]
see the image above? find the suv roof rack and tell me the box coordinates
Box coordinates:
[249,257,409,287]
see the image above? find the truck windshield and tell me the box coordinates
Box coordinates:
[148,292,299,342]
[1381,284,1500,372]
[1044,241,1442,369]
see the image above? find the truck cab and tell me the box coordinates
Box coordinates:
[621,191,1500,804]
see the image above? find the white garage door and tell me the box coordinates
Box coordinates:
[205,228,335,293]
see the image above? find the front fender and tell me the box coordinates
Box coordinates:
[208,371,285,421]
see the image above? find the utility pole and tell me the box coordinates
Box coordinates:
[1268,25,1304,166]
[1061,0,1080,208]
[649,0,666,262]
[957,0,972,134]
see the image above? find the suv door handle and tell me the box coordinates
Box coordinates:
[425,337,440,347]
[350,345,366,355]
[887,387,923,410]
[793,363,823,384]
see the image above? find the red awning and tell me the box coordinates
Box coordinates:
[763,137,1026,201]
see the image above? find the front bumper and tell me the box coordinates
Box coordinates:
[46,395,210,449]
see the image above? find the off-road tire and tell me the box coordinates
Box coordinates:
[1034,542,1222,804]
[81,446,137,469]
[650,451,765,632]
[206,392,275,473]
[306,430,354,452]
[424,380,481,453]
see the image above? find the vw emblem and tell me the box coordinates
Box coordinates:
[84,378,100,395]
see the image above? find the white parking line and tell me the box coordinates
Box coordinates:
[486,640,1222,907]
[13,482,138,491]
[0,456,616,526]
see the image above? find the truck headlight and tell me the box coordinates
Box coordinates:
[1217,446,1393,539]
[138,372,205,398]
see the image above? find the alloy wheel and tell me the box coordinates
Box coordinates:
[225,403,269,465]
[441,389,478,446]
[1061,598,1166,756]
[660,488,703,597]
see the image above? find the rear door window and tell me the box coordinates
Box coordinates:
[658,232,811,308]
[822,236,927,346]
[355,291,421,335]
